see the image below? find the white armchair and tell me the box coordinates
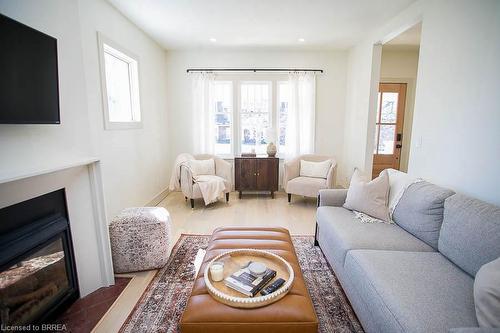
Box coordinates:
[283,154,336,203]
[180,154,232,208]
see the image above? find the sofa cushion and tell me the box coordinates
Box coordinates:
[286,176,327,197]
[316,206,434,267]
[393,181,455,249]
[449,328,500,333]
[439,194,500,277]
[474,257,500,328]
[344,250,477,333]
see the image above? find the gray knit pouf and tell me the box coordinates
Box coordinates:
[109,207,171,273]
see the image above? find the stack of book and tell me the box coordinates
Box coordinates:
[224,261,276,297]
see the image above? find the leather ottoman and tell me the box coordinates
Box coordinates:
[180,227,318,333]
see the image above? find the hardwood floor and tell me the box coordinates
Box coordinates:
[162,191,317,246]
[92,191,317,332]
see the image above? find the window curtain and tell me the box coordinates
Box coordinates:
[285,72,316,157]
[191,72,215,154]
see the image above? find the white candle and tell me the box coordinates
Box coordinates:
[210,262,224,282]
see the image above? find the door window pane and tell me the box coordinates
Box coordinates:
[378,125,396,154]
[240,83,271,154]
[381,92,398,123]
[212,82,233,155]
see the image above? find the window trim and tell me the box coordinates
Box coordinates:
[97,32,142,130]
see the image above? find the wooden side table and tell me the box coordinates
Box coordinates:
[234,157,279,198]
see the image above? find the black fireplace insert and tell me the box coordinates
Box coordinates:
[0,189,79,328]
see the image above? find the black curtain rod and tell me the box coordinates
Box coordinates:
[186,68,323,73]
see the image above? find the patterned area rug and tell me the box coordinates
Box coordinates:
[120,235,363,333]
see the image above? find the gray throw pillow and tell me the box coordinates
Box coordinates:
[474,257,500,328]
[343,169,390,222]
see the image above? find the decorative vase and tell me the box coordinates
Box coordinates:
[267,142,277,157]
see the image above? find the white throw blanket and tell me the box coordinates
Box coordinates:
[169,153,194,191]
[194,175,227,205]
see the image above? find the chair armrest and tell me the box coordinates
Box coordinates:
[215,158,233,191]
[326,160,337,188]
[180,165,194,198]
[283,158,300,191]
[318,189,348,207]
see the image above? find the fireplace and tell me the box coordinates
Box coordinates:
[0,189,79,327]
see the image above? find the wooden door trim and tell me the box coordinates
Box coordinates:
[372,83,407,177]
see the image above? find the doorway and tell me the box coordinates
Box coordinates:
[372,83,407,177]
[371,22,421,178]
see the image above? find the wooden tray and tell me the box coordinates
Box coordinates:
[204,248,294,308]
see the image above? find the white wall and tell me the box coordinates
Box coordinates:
[0,0,170,221]
[380,48,419,172]
[165,50,348,172]
[0,0,92,173]
[341,43,382,186]
[77,0,170,218]
[408,0,500,205]
[342,0,500,205]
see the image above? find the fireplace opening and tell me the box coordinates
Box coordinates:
[0,189,79,328]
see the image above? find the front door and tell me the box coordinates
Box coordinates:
[372,83,407,178]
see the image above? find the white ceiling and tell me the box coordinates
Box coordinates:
[384,22,421,50]
[107,0,417,50]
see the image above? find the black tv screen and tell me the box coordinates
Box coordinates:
[0,13,60,124]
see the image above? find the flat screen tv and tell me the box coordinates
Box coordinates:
[0,13,60,124]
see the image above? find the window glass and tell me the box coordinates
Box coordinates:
[240,82,271,154]
[101,40,141,129]
[381,92,398,123]
[374,91,399,154]
[378,124,396,154]
[104,52,133,122]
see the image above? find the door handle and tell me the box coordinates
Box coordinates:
[396,144,402,149]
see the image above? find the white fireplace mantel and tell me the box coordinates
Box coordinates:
[0,157,114,297]
[0,157,99,185]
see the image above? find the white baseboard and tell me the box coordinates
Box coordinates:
[146,188,170,206]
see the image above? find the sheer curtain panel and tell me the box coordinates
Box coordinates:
[191,73,215,154]
[285,72,316,157]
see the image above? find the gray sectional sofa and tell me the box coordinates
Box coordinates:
[315,174,500,333]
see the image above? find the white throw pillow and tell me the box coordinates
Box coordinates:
[343,169,390,222]
[386,168,423,219]
[474,257,500,328]
[188,159,215,176]
[300,160,332,179]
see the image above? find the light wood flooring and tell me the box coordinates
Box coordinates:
[93,191,317,332]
